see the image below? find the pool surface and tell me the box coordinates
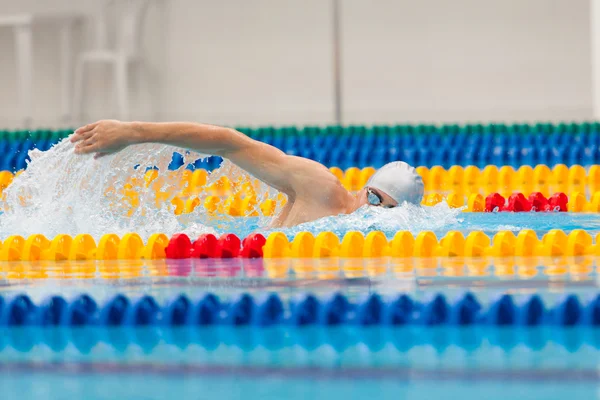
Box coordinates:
[1,251,600,399]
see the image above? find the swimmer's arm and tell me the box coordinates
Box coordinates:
[73,120,337,197]
[138,122,339,197]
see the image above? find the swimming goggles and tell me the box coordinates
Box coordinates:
[367,187,384,206]
[367,187,396,208]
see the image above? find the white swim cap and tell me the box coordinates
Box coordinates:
[365,161,424,205]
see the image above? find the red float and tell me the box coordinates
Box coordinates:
[506,193,531,212]
[240,233,266,258]
[217,233,241,258]
[192,233,218,258]
[528,192,549,212]
[548,192,568,212]
[165,233,193,259]
[485,193,506,212]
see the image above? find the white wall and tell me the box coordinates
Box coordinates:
[342,0,592,124]
[0,0,592,128]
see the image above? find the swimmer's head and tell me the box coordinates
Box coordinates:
[359,161,424,208]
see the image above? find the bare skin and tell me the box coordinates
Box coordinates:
[71,120,398,227]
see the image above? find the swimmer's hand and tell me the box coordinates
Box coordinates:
[71,120,140,159]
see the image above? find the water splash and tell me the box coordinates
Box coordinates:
[0,138,186,239]
[0,136,470,240]
[0,137,276,240]
[275,201,463,239]
[275,204,600,239]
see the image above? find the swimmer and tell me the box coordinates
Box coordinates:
[71,120,424,227]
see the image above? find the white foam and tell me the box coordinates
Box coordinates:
[276,200,463,238]
[0,137,224,240]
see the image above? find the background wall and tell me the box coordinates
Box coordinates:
[0,0,592,128]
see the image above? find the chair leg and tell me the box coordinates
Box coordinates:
[14,24,33,128]
[114,58,129,120]
[58,22,75,124]
[72,58,86,124]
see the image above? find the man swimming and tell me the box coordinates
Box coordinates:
[71,120,424,228]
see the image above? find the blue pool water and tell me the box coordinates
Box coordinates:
[2,356,600,400]
[2,225,600,400]
[1,324,600,399]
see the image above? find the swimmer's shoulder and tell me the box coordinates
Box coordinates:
[295,160,346,192]
[307,171,351,208]
[283,155,351,206]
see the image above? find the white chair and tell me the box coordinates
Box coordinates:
[73,0,152,122]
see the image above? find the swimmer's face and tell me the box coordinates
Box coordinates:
[361,187,398,208]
